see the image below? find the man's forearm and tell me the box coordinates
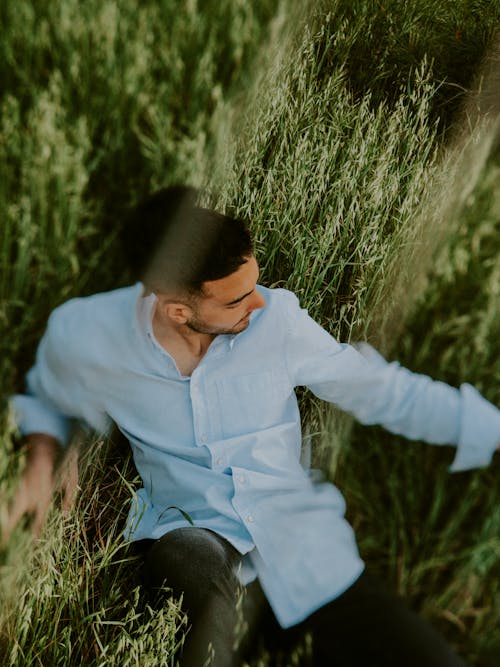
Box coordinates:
[23,433,61,467]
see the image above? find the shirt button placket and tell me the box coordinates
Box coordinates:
[191,373,208,447]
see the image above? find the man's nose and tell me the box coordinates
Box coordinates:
[249,291,266,312]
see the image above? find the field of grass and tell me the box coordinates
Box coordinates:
[0,0,499,665]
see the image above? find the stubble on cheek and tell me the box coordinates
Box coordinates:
[186,311,250,335]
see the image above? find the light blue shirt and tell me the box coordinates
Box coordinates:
[10,284,500,627]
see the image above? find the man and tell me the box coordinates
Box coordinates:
[7,186,500,666]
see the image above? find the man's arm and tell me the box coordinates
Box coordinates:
[4,303,107,541]
[282,291,500,471]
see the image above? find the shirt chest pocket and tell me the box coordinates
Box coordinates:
[215,369,290,438]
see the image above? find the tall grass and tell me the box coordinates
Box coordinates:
[0,431,187,666]
[334,121,500,665]
[1,0,499,665]
[208,14,500,664]
[0,0,280,385]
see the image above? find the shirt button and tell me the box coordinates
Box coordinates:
[238,475,246,484]
[216,457,224,466]
[246,514,255,523]
[200,433,208,443]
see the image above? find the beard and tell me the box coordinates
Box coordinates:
[186,312,251,336]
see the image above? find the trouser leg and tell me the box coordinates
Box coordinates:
[285,570,469,667]
[139,531,469,667]
[140,527,262,667]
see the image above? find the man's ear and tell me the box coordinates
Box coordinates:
[167,302,192,324]
[157,297,193,325]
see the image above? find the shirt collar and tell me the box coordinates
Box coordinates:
[135,283,158,343]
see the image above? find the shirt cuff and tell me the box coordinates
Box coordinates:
[9,394,73,446]
[449,383,500,472]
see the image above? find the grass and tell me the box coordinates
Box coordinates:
[0,0,499,664]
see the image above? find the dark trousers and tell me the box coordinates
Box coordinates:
[138,527,468,667]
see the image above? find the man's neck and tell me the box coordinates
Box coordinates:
[152,305,214,373]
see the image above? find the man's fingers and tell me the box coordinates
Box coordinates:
[0,505,14,546]
[1,473,55,544]
[57,447,79,515]
[32,504,50,539]
[1,482,30,544]
[61,478,79,515]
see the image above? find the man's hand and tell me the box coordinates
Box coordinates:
[1,433,79,544]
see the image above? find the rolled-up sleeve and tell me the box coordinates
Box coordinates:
[283,292,499,472]
[9,304,110,447]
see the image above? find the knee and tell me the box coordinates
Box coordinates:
[142,528,239,606]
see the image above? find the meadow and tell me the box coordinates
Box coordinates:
[0,0,499,664]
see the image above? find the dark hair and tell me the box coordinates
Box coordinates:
[121,185,253,294]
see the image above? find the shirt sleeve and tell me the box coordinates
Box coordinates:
[9,304,111,447]
[283,292,500,472]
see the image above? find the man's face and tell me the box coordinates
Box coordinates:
[187,255,266,335]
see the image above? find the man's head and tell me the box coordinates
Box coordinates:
[123,185,254,295]
[123,186,265,334]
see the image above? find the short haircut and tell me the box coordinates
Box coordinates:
[122,186,253,294]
